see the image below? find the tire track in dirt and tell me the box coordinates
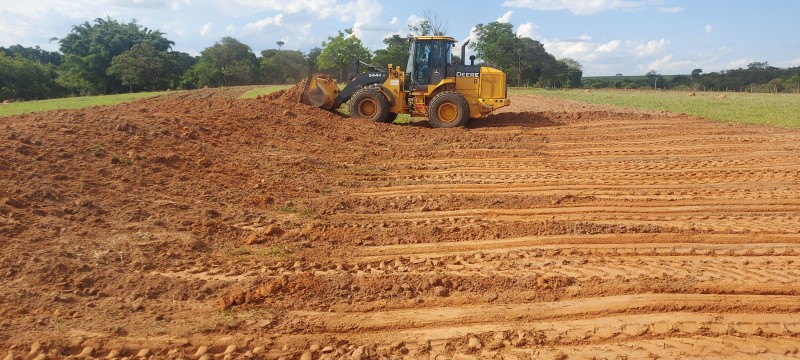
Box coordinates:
[264,94,800,357]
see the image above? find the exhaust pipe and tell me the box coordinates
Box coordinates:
[461,39,470,66]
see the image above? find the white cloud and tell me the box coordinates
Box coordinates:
[544,39,596,58]
[161,21,187,38]
[497,10,513,23]
[706,24,713,33]
[646,55,673,71]
[334,0,384,40]
[227,0,337,19]
[0,19,30,47]
[724,58,750,69]
[544,37,668,60]
[244,14,283,31]
[788,58,800,67]
[503,0,653,15]
[199,22,211,37]
[658,7,684,13]
[225,24,236,33]
[538,35,673,74]
[634,38,670,58]
[643,56,695,73]
[389,17,398,25]
[596,39,620,53]
[406,14,423,28]
[516,22,539,39]
[463,25,480,50]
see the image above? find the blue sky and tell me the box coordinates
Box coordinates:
[1,0,798,76]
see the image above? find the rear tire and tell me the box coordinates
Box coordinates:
[349,87,390,123]
[428,91,470,128]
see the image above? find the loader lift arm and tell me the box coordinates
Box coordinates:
[334,59,389,106]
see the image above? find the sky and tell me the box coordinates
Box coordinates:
[1,0,799,76]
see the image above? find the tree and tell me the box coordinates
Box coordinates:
[317,29,371,81]
[169,52,198,89]
[107,43,173,92]
[691,68,703,79]
[372,35,409,71]
[261,49,310,84]
[557,58,583,88]
[765,77,784,93]
[471,22,518,70]
[0,53,63,101]
[646,70,665,89]
[517,37,558,87]
[408,9,448,36]
[180,58,220,88]
[195,36,259,86]
[306,47,322,72]
[671,74,692,88]
[470,21,559,87]
[58,17,174,94]
[1,45,62,66]
[560,58,582,71]
[276,41,284,50]
[747,61,771,70]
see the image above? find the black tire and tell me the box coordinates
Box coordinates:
[386,112,399,123]
[349,87,390,123]
[428,91,470,128]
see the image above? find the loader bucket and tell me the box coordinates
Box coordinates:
[299,75,339,110]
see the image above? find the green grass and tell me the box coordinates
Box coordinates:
[0,91,167,117]
[240,85,293,99]
[513,88,800,128]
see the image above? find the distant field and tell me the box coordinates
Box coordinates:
[583,75,676,82]
[516,88,800,128]
[0,92,166,117]
[240,85,292,99]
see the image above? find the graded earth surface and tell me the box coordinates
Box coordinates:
[2,87,800,359]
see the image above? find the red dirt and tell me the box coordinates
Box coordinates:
[3,86,800,359]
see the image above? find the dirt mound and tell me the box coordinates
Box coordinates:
[3,89,800,359]
[261,74,335,105]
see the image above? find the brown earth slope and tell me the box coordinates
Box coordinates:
[2,87,800,359]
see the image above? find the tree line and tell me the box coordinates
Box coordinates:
[1,16,584,102]
[584,63,800,93]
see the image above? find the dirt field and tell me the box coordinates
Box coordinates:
[2,86,800,359]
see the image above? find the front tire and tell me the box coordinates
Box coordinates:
[349,87,390,123]
[428,91,470,128]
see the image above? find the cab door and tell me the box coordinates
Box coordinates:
[429,41,447,85]
[410,39,450,89]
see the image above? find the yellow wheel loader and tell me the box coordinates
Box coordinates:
[300,36,510,128]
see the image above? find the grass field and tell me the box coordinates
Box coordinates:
[0,92,167,117]
[240,85,292,99]
[516,88,800,128]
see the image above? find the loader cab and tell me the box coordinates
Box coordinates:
[406,36,456,91]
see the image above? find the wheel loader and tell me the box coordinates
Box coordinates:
[300,36,510,128]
